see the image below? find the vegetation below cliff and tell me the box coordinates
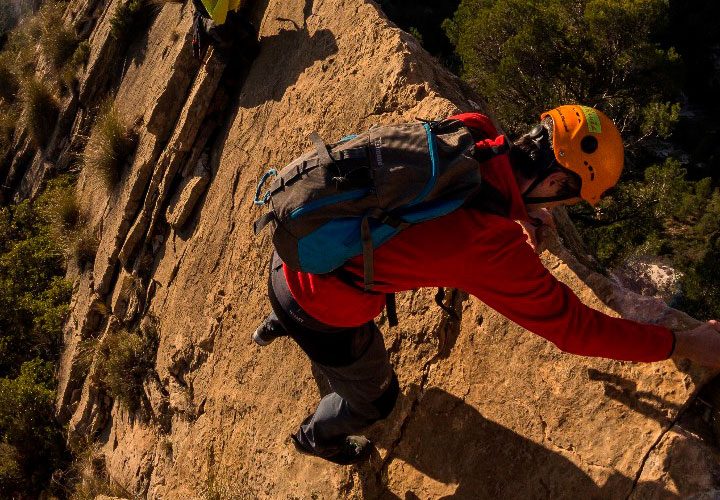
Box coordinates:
[0,177,75,496]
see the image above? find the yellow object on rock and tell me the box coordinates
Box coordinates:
[200,0,241,25]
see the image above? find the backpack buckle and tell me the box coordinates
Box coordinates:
[254,169,278,206]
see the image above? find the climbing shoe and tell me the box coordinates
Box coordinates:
[290,433,373,465]
[252,314,286,346]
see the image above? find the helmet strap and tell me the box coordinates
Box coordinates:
[520,160,556,198]
[522,193,579,205]
[521,162,580,205]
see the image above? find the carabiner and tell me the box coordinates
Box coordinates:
[254,169,278,206]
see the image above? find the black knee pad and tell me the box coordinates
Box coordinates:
[372,373,400,419]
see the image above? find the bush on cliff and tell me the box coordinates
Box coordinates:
[573,159,720,318]
[36,1,79,70]
[110,0,152,49]
[95,320,159,413]
[61,39,91,89]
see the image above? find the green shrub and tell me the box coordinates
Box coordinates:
[61,40,91,89]
[70,40,91,69]
[38,175,82,235]
[0,193,72,375]
[572,159,720,318]
[444,0,681,143]
[0,443,24,495]
[21,78,59,148]
[0,359,68,496]
[83,100,136,188]
[96,321,159,412]
[0,137,78,496]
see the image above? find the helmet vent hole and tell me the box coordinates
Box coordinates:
[581,135,599,154]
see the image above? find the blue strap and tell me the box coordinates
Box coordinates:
[254,169,278,206]
[409,123,440,206]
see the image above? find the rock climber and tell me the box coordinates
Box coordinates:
[253,105,720,465]
[191,0,258,61]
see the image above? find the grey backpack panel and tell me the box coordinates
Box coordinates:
[254,119,482,289]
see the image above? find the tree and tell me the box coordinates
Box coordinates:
[444,0,682,156]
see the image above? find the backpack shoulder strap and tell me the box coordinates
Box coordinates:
[463,179,512,218]
[309,132,334,166]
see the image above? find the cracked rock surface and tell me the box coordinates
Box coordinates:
[10,0,716,497]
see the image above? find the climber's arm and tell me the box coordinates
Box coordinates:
[454,214,675,362]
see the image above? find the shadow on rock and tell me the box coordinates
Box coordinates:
[355,386,674,499]
[587,368,681,425]
[238,25,338,108]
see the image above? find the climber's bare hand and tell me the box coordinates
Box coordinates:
[518,209,555,254]
[528,208,555,229]
[673,320,720,367]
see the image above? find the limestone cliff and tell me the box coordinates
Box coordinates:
[6,0,720,497]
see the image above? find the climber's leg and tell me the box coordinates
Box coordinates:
[292,321,399,457]
[264,252,399,459]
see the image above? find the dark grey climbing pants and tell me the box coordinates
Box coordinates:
[267,253,399,455]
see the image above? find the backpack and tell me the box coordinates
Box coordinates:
[253,118,508,323]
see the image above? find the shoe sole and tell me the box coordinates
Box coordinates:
[252,329,274,346]
[289,434,372,466]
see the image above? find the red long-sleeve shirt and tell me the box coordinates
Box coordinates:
[283,114,675,362]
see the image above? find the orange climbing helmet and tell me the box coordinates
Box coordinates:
[541,105,624,206]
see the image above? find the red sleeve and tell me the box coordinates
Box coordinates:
[449,112,499,140]
[447,213,675,362]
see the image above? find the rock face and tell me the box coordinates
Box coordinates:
[8,0,718,497]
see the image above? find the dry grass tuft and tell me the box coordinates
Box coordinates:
[72,228,99,270]
[40,26,79,70]
[83,100,136,189]
[20,78,59,148]
[56,439,131,500]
